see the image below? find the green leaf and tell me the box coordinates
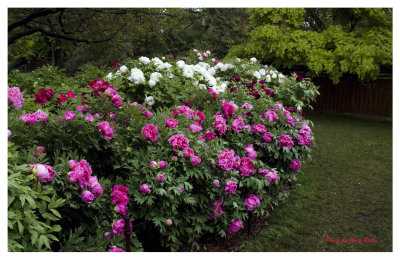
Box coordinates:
[42,212,59,221]
[50,209,62,218]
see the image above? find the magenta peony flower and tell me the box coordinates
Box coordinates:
[31,146,45,157]
[159,161,167,169]
[141,124,159,141]
[191,156,201,166]
[29,163,55,183]
[239,157,255,176]
[168,134,190,150]
[68,159,93,188]
[104,232,111,238]
[197,137,205,142]
[166,220,173,226]
[208,88,219,99]
[111,185,129,205]
[245,144,257,160]
[216,149,236,171]
[227,220,243,235]
[262,132,272,143]
[86,114,94,122]
[204,130,216,140]
[213,113,227,135]
[172,156,178,161]
[112,219,132,237]
[97,121,115,139]
[64,111,76,121]
[210,199,224,219]
[265,171,279,184]
[165,117,179,128]
[290,160,302,172]
[253,124,266,134]
[81,190,95,204]
[262,109,278,123]
[278,134,294,148]
[177,105,194,118]
[157,174,165,182]
[192,110,205,125]
[189,124,203,132]
[8,86,24,109]
[231,116,245,132]
[179,186,184,192]
[170,109,179,116]
[149,161,158,169]
[225,180,237,194]
[90,177,103,197]
[115,203,128,216]
[221,100,238,118]
[140,184,151,194]
[109,246,125,252]
[244,194,262,211]
[241,103,253,112]
[143,111,153,117]
[243,124,252,132]
[8,130,11,138]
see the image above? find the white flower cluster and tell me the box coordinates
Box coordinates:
[149,72,163,87]
[139,56,151,65]
[144,95,155,106]
[128,68,145,84]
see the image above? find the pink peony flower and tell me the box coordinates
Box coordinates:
[213,113,227,135]
[8,130,11,138]
[149,161,158,169]
[31,146,45,157]
[210,199,224,219]
[252,124,266,134]
[241,103,253,111]
[86,114,94,122]
[170,109,179,116]
[216,149,236,171]
[177,105,194,118]
[221,100,238,118]
[231,116,244,132]
[81,190,95,204]
[278,134,294,148]
[192,110,205,125]
[166,220,173,226]
[213,179,220,187]
[89,176,103,196]
[290,160,302,172]
[68,159,93,188]
[141,124,158,141]
[115,203,128,216]
[225,180,237,194]
[159,161,167,169]
[208,88,219,99]
[104,232,111,238]
[204,130,216,140]
[29,163,55,183]
[111,185,129,206]
[182,147,194,158]
[165,117,178,128]
[97,121,115,139]
[243,124,252,132]
[239,157,255,176]
[112,219,132,237]
[168,134,190,150]
[109,246,125,252]
[8,86,24,109]
[140,184,151,194]
[64,111,76,121]
[197,137,205,142]
[157,174,165,182]
[143,111,153,117]
[244,194,262,211]
[227,220,243,235]
[265,171,279,184]
[179,186,185,192]
[191,156,201,166]
[262,109,278,123]
[245,144,257,160]
[262,132,272,143]
[189,124,202,132]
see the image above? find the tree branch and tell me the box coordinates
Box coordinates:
[8,8,63,33]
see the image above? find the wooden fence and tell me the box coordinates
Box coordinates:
[311,77,392,118]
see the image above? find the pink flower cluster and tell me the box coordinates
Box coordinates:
[19,110,48,125]
[239,157,255,176]
[278,134,294,148]
[245,144,257,160]
[168,134,190,150]
[244,194,262,211]
[192,110,205,125]
[221,100,238,118]
[241,103,253,117]
[204,130,216,140]
[97,121,115,139]
[208,88,219,99]
[261,109,278,123]
[227,220,243,235]
[253,124,266,134]
[177,105,194,118]
[262,132,273,143]
[68,159,103,203]
[111,185,129,216]
[216,149,236,171]
[29,163,55,183]
[109,246,125,252]
[88,79,111,97]
[189,124,202,132]
[141,124,159,141]
[210,199,224,219]
[231,116,244,132]
[129,102,153,118]
[140,184,151,194]
[165,117,178,128]
[213,113,227,135]
[258,169,279,184]
[8,86,24,109]
[64,111,76,121]
[105,86,123,107]
[112,219,132,237]
[297,124,312,146]
[225,180,237,194]
[191,156,202,166]
[290,160,302,172]
[33,88,56,106]
[31,146,45,157]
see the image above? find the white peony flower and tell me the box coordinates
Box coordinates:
[183,66,194,78]
[119,65,128,73]
[149,80,156,87]
[266,74,271,82]
[106,72,113,81]
[128,68,145,84]
[198,84,207,90]
[192,80,199,86]
[144,95,155,106]
[150,72,163,82]
[236,58,241,62]
[151,57,163,66]
[157,62,172,70]
[250,57,257,63]
[271,73,277,79]
[208,68,216,76]
[169,74,174,79]
[221,63,234,72]
[176,60,185,68]
[139,56,150,65]
[259,69,266,76]
[253,71,261,79]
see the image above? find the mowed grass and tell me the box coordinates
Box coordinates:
[242,112,392,252]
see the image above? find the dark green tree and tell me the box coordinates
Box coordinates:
[227,8,392,83]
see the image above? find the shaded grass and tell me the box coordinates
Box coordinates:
[242,112,392,252]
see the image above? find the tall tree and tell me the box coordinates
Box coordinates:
[227,8,392,83]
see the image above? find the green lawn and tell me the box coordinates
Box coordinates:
[242,112,392,252]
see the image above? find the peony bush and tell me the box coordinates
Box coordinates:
[8,49,318,251]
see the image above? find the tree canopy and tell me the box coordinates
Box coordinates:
[227,8,392,83]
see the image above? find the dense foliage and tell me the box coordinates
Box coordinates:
[227,8,392,83]
[8,50,319,251]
